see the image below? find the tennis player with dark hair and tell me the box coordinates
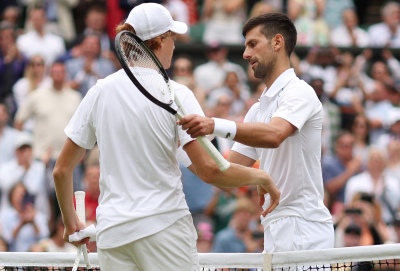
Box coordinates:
[53,3,280,271]
[178,12,334,253]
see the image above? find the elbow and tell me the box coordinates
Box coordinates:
[267,132,285,148]
[197,165,222,185]
[52,165,68,184]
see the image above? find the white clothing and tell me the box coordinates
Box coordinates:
[15,86,82,160]
[202,0,246,45]
[16,30,66,66]
[368,23,400,48]
[364,100,394,144]
[0,126,20,165]
[0,208,49,252]
[330,25,370,47]
[194,60,247,94]
[231,69,332,232]
[12,77,53,132]
[344,171,400,224]
[264,216,334,253]
[0,159,50,220]
[97,215,198,271]
[65,69,204,249]
[12,77,52,108]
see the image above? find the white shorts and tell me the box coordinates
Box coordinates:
[97,215,199,271]
[264,216,334,253]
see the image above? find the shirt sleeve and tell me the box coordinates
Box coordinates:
[173,82,205,148]
[273,81,321,130]
[231,102,258,161]
[64,86,98,149]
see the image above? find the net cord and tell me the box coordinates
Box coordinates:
[0,244,399,269]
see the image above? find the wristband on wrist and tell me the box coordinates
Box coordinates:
[212,118,237,139]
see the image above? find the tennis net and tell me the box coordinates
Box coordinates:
[0,243,399,270]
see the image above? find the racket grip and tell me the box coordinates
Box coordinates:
[197,136,230,171]
[74,191,86,224]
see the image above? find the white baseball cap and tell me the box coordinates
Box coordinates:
[125,3,188,41]
[15,132,33,149]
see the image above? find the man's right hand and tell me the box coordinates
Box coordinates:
[177,114,215,138]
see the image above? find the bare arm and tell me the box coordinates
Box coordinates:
[179,115,297,148]
[52,138,88,246]
[183,140,280,215]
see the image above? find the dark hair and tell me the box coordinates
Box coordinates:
[242,13,297,57]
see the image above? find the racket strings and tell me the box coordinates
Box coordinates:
[119,34,173,104]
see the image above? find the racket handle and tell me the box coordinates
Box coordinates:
[197,136,230,171]
[74,191,86,223]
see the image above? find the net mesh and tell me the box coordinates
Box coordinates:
[117,32,173,105]
[0,244,399,271]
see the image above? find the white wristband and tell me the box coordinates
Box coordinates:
[212,118,237,139]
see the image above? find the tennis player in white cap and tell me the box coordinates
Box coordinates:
[53,3,280,271]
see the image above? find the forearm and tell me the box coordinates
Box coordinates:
[213,163,273,188]
[53,169,76,228]
[234,122,284,148]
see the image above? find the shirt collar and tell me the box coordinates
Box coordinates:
[261,68,296,97]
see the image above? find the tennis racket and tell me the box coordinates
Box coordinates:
[114,30,230,171]
[72,191,93,271]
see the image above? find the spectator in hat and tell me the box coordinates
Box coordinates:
[0,132,49,220]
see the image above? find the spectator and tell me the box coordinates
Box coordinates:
[73,5,112,54]
[22,0,78,44]
[195,220,214,253]
[324,0,355,30]
[363,81,394,144]
[171,55,206,108]
[350,113,371,168]
[299,46,338,93]
[330,8,370,48]
[0,182,49,252]
[367,1,400,48]
[0,101,19,165]
[310,77,341,156]
[203,187,238,234]
[375,107,400,155]
[0,22,26,113]
[205,93,235,154]
[13,61,82,221]
[212,197,261,253]
[0,132,50,221]
[287,0,330,46]
[385,140,400,181]
[16,6,66,66]
[1,5,23,35]
[66,33,116,97]
[326,51,367,130]
[180,163,213,222]
[29,216,76,253]
[82,164,100,224]
[12,55,51,119]
[207,70,251,121]
[162,0,191,43]
[248,2,276,18]
[322,131,363,209]
[201,0,247,45]
[344,147,400,225]
[12,54,51,107]
[193,42,247,95]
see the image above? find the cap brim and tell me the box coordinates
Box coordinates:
[170,21,188,35]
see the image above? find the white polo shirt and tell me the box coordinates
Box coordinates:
[232,69,332,227]
[65,69,204,249]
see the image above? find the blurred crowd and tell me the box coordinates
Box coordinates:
[1,0,400,257]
